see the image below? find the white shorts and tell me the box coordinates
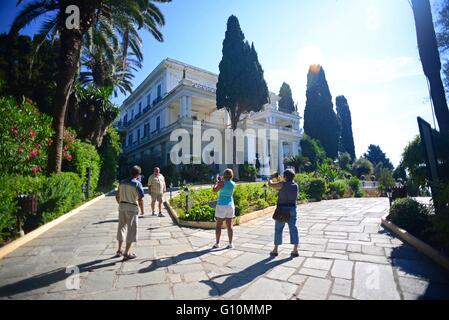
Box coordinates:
[215,205,235,219]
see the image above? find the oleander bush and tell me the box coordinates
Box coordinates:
[0,96,53,175]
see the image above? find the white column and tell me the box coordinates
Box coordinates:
[180,96,186,118]
[278,140,285,174]
[292,141,299,156]
[186,96,192,118]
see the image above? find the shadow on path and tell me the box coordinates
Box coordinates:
[137,248,226,274]
[389,244,449,300]
[0,256,121,298]
[201,256,293,296]
[93,219,118,225]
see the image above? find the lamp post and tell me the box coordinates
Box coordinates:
[169,182,173,200]
[184,186,189,214]
[263,184,268,202]
[386,188,393,206]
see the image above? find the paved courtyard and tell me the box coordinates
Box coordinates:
[0,193,448,300]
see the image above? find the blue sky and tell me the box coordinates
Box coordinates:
[0,0,446,166]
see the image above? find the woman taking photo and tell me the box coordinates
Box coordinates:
[268,169,300,257]
[212,169,236,249]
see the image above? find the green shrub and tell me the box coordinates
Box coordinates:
[378,169,396,193]
[0,175,17,244]
[294,173,313,195]
[299,191,308,201]
[98,128,122,188]
[239,164,257,182]
[63,140,101,197]
[180,204,215,222]
[317,161,341,182]
[388,198,431,240]
[308,178,326,201]
[348,176,361,194]
[39,173,84,224]
[255,199,269,210]
[352,158,374,178]
[328,180,349,198]
[235,199,249,216]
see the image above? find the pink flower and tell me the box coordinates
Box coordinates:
[64,153,73,161]
[48,138,53,146]
[10,127,18,136]
[18,147,24,154]
[35,143,41,150]
[29,128,36,140]
[31,166,42,174]
[63,145,69,151]
[29,149,38,158]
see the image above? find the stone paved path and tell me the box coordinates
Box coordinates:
[1,194,448,300]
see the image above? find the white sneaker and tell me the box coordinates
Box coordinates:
[212,243,219,249]
[226,243,234,249]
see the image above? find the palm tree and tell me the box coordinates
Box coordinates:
[79,6,164,96]
[284,155,311,173]
[411,0,449,132]
[11,0,171,173]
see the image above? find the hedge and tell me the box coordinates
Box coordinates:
[63,140,101,197]
[0,173,84,244]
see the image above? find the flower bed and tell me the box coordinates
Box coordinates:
[169,183,278,223]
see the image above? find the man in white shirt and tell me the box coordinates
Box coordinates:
[147,167,166,217]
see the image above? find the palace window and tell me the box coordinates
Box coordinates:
[147,93,152,107]
[144,123,150,137]
[157,84,162,99]
[156,116,161,131]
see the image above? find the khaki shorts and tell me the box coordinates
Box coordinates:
[151,193,163,202]
[117,209,138,243]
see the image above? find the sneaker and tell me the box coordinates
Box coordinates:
[158,212,165,217]
[226,243,234,249]
[212,243,220,249]
[152,212,156,216]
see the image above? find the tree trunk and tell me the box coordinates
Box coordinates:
[230,108,240,181]
[47,2,95,173]
[47,31,83,173]
[412,0,449,133]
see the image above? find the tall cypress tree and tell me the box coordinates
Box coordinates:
[278,82,296,113]
[216,16,269,175]
[303,65,339,159]
[216,15,268,131]
[336,95,356,160]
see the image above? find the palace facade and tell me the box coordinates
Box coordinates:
[116,58,303,178]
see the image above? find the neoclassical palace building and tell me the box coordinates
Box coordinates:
[116,58,303,177]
